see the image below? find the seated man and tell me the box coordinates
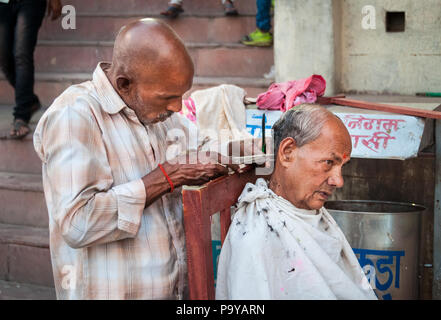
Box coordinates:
[216,104,377,300]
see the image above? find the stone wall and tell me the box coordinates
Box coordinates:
[275,0,441,95]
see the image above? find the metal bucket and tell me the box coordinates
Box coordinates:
[325,200,424,300]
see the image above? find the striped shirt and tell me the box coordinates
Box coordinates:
[33,62,198,299]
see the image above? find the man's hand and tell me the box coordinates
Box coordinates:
[142,150,230,207]
[47,0,62,21]
[164,151,230,187]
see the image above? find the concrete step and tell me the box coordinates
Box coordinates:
[32,40,273,78]
[0,223,53,287]
[192,76,272,97]
[0,73,271,107]
[0,105,44,174]
[64,0,258,16]
[40,14,257,44]
[0,73,87,107]
[0,279,55,300]
[0,172,47,227]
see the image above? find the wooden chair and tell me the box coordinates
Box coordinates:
[182,166,259,300]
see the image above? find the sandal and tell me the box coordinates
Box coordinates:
[224,1,238,16]
[1,118,31,140]
[160,4,184,18]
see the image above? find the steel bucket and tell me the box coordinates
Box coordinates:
[325,200,424,300]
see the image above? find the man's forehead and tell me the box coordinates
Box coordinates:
[303,136,352,159]
[139,66,192,88]
[317,119,352,148]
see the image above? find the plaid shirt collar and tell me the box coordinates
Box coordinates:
[92,62,128,115]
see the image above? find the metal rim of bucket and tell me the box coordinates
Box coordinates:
[324,200,426,215]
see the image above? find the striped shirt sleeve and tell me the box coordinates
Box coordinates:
[34,103,146,249]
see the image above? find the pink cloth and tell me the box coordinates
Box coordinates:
[256,75,326,112]
[180,97,197,122]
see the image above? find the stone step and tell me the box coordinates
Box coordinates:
[0,280,55,300]
[0,172,48,228]
[40,14,257,44]
[0,105,44,174]
[0,135,41,174]
[0,73,271,107]
[64,0,258,16]
[192,76,271,97]
[0,74,81,108]
[0,223,53,287]
[32,40,273,78]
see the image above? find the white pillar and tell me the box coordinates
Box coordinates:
[434,119,441,300]
[274,0,337,95]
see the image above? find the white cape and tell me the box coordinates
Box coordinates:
[216,179,378,300]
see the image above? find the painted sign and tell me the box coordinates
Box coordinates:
[212,240,221,285]
[246,109,425,160]
[353,248,405,300]
[335,113,425,159]
[245,109,282,138]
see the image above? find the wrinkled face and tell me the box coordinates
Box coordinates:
[277,118,352,210]
[123,61,193,125]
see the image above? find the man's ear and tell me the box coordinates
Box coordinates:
[278,137,297,168]
[115,76,131,94]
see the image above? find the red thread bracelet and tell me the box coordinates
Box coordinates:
[158,164,174,192]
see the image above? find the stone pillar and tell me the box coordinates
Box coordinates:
[434,119,441,300]
[274,0,337,95]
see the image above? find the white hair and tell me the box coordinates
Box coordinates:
[272,104,338,154]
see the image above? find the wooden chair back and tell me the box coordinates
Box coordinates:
[182,166,258,300]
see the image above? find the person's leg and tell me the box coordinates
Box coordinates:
[161,0,184,18]
[12,0,46,125]
[0,1,17,89]
[241,0,272,46]
[222,0,238,16]
[256,0,272,32]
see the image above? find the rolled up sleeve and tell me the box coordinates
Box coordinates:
[113,179,146,236]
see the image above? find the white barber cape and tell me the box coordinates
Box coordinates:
[216,178,378,300]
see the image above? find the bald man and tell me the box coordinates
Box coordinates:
[33,19,229,300]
